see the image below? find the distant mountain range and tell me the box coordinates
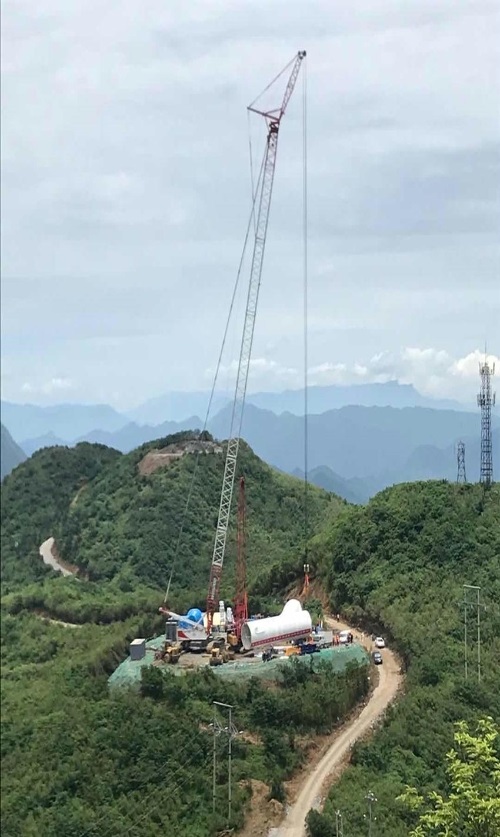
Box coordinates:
[123,380,471,424]
[247,381,469,415]
[1,423,27,481]
[2,391,497,500]
[1,401,127,442]
[1,379,472,445]
[215,403,499,497]
[292,466,367,505]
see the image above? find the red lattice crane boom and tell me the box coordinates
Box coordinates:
[233,476,248,639]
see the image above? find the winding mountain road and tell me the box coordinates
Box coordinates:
[39,537,72,576]
[275,623,402,837]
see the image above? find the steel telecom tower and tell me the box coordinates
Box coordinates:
[477,356,496,487]
[456,441,467,484]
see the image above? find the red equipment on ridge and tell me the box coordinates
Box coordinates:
[233,476,248,639]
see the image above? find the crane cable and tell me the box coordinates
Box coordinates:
[247,109,257,235]
[303,56,309,563]
[163,146,267,605]
[79,733,205,837]
[248,53,297,112]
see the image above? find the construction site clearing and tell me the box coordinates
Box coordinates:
[106,56,373,695]
[108,631,369,690]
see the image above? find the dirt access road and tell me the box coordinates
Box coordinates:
[274,621,402,837]
[39,537,78,577]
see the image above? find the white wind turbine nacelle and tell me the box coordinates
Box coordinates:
[240,599,312,651]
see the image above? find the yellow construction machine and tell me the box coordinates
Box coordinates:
[155,640,182,664]
[209,646,235,667]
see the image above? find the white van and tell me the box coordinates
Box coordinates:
[339,630,350,645]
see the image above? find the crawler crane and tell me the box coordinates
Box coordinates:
[205,50,306,634]
[161,51,306,648]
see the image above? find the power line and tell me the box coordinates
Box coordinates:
[461,584,485,683]
[302,53,310,569]
[212,701,239,825]
[163,147,266,605]
[79,732,205,837]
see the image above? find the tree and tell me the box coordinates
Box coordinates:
[398,717,500,837]
[140,665,165,700]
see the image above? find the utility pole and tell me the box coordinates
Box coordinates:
[462,585,483,683]
[303,562,310,595]
[364,791,377,837]
[335,809,344,837]
[212,701,238,824]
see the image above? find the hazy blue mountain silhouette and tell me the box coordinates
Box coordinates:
[5,398,498,503]
[2,401,127,443]
[1,423,26,480]
[126,381,470,424]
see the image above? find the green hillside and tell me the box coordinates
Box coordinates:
[307,481,500,836]
[3,432,498,836]
[1,442,121,589]
[1,432,364,837]
[54,434,343,608]
[1,432,342,622]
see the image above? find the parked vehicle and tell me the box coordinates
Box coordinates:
[298,642,320,656]
[372,651,383,665]
[374,636,385,649]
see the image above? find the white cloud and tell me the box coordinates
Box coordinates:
[452,349,497,378]
[1,1,499,407]
[307,347,499,401]
[205,357,298,386]
[21,377,75,396]
[202,347,498,403]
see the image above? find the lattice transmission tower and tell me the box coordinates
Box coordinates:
[456,441,467,484]
[477,356,496,487]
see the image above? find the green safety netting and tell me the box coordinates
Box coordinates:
[107,637,368,690]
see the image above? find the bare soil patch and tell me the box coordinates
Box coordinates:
[137,439,223,476]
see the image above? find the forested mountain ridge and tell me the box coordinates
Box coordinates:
[3,430,499,836]
[54,434,342,606]
[306,481,500,836]
[1,432,343,607]
[11,403,496,503]
[1,442,121,589]
[1,432,361,837]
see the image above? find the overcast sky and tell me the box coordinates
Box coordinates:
[2,0,499,410]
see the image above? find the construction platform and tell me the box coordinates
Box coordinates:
[107,636,369,690]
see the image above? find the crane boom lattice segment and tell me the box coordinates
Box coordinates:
[233,476,248,637]
[206,51,306,631]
